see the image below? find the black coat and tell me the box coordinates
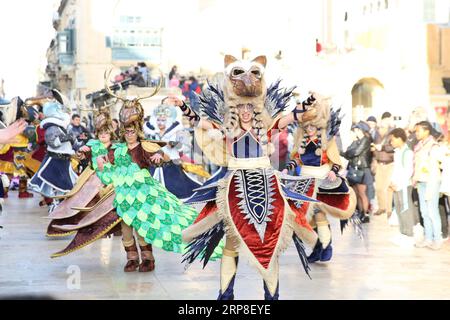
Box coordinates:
[342,135,372,169]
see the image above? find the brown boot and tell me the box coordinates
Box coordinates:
[138,244,155,272]
[124,243,140,272]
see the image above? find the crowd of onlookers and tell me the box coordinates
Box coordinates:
[341,110,450,250]
[113,62,161,87]
[168,65,202,107]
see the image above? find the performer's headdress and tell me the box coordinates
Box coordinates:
[93,104,117,140]
[292,94,342,157]
[103,69,162,141]
[194,54,296,163]
[152,104,178,128]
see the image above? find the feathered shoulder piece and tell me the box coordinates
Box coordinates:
[265,79,295,118]
[197,79,295,124]
[197,81,226,125]
[327,107,343,140]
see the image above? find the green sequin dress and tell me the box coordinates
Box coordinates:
[98,142,198,254]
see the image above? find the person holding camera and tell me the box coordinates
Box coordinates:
[342,122,373,223]
[372,112,395,217]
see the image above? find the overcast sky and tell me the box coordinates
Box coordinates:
[0,0,58,98]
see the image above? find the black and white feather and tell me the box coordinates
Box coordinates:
[265,79,296,118]
[182,221,225,270]
[327,107,343,140]
[292,234,312,279]
[196,81,226,125]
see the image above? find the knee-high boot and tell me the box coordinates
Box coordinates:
[137,236,155,272]
[217,249,238,300]
[317,221,332,261]
[122,223,139,272]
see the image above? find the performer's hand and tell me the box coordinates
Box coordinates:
[97,156,107,171]
[301,108,317,122]
[0,119,27,144]
[79,145,91,153]
[150,153,163,164]
[327,170,337,182]
[165,95,184,107]
[282,169,288,174]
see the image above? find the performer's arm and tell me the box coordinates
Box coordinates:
[285,157,301,172]
[96,149,114,172]
[45,126,64,148]
[0,119,26,144]
[277,94,318,129]
[164,96,215,130]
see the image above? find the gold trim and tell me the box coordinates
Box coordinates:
[50,217,122,258]
[46,230,76,238]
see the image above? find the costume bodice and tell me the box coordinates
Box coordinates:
[300,140,322,167]
[230,130,264,159]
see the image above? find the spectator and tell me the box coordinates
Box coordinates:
[341,121,373,223]
[390,128,420,240]
[406,107,428,149]
[169,65,178,80]
[138,62,149,85]
[373,112,395,217]
[366,116,378,141]
[131,67,146,87]
[169,73,180,88]
[436,133,449,240]
[67,114,85,142]
[188,76,201,107]
[366,116,378,213]
[413,121,444,250]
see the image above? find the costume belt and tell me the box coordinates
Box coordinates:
[227,156,271,170]
[299,164,332,179]
[47,151,72,161]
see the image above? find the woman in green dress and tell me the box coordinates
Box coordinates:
[95,101,198,272]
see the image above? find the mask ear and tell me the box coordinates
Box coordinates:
[252,55,267,67]
[224,55,238,68]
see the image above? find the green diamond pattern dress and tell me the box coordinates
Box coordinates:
[96,142,198,254]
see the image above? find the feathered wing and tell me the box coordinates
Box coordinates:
[182,221,224,269]
[327,107,343,140]
[265,79,296,118]
[197,81,226,125]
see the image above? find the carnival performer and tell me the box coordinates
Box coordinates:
[29,91,77,212]
[176,55,321,300]
[283,98,357,263]
[45,106,116,238]
[0,97,42,198]
[147,104,206,200]
[89,75,200,272]
[49,106,122,256]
